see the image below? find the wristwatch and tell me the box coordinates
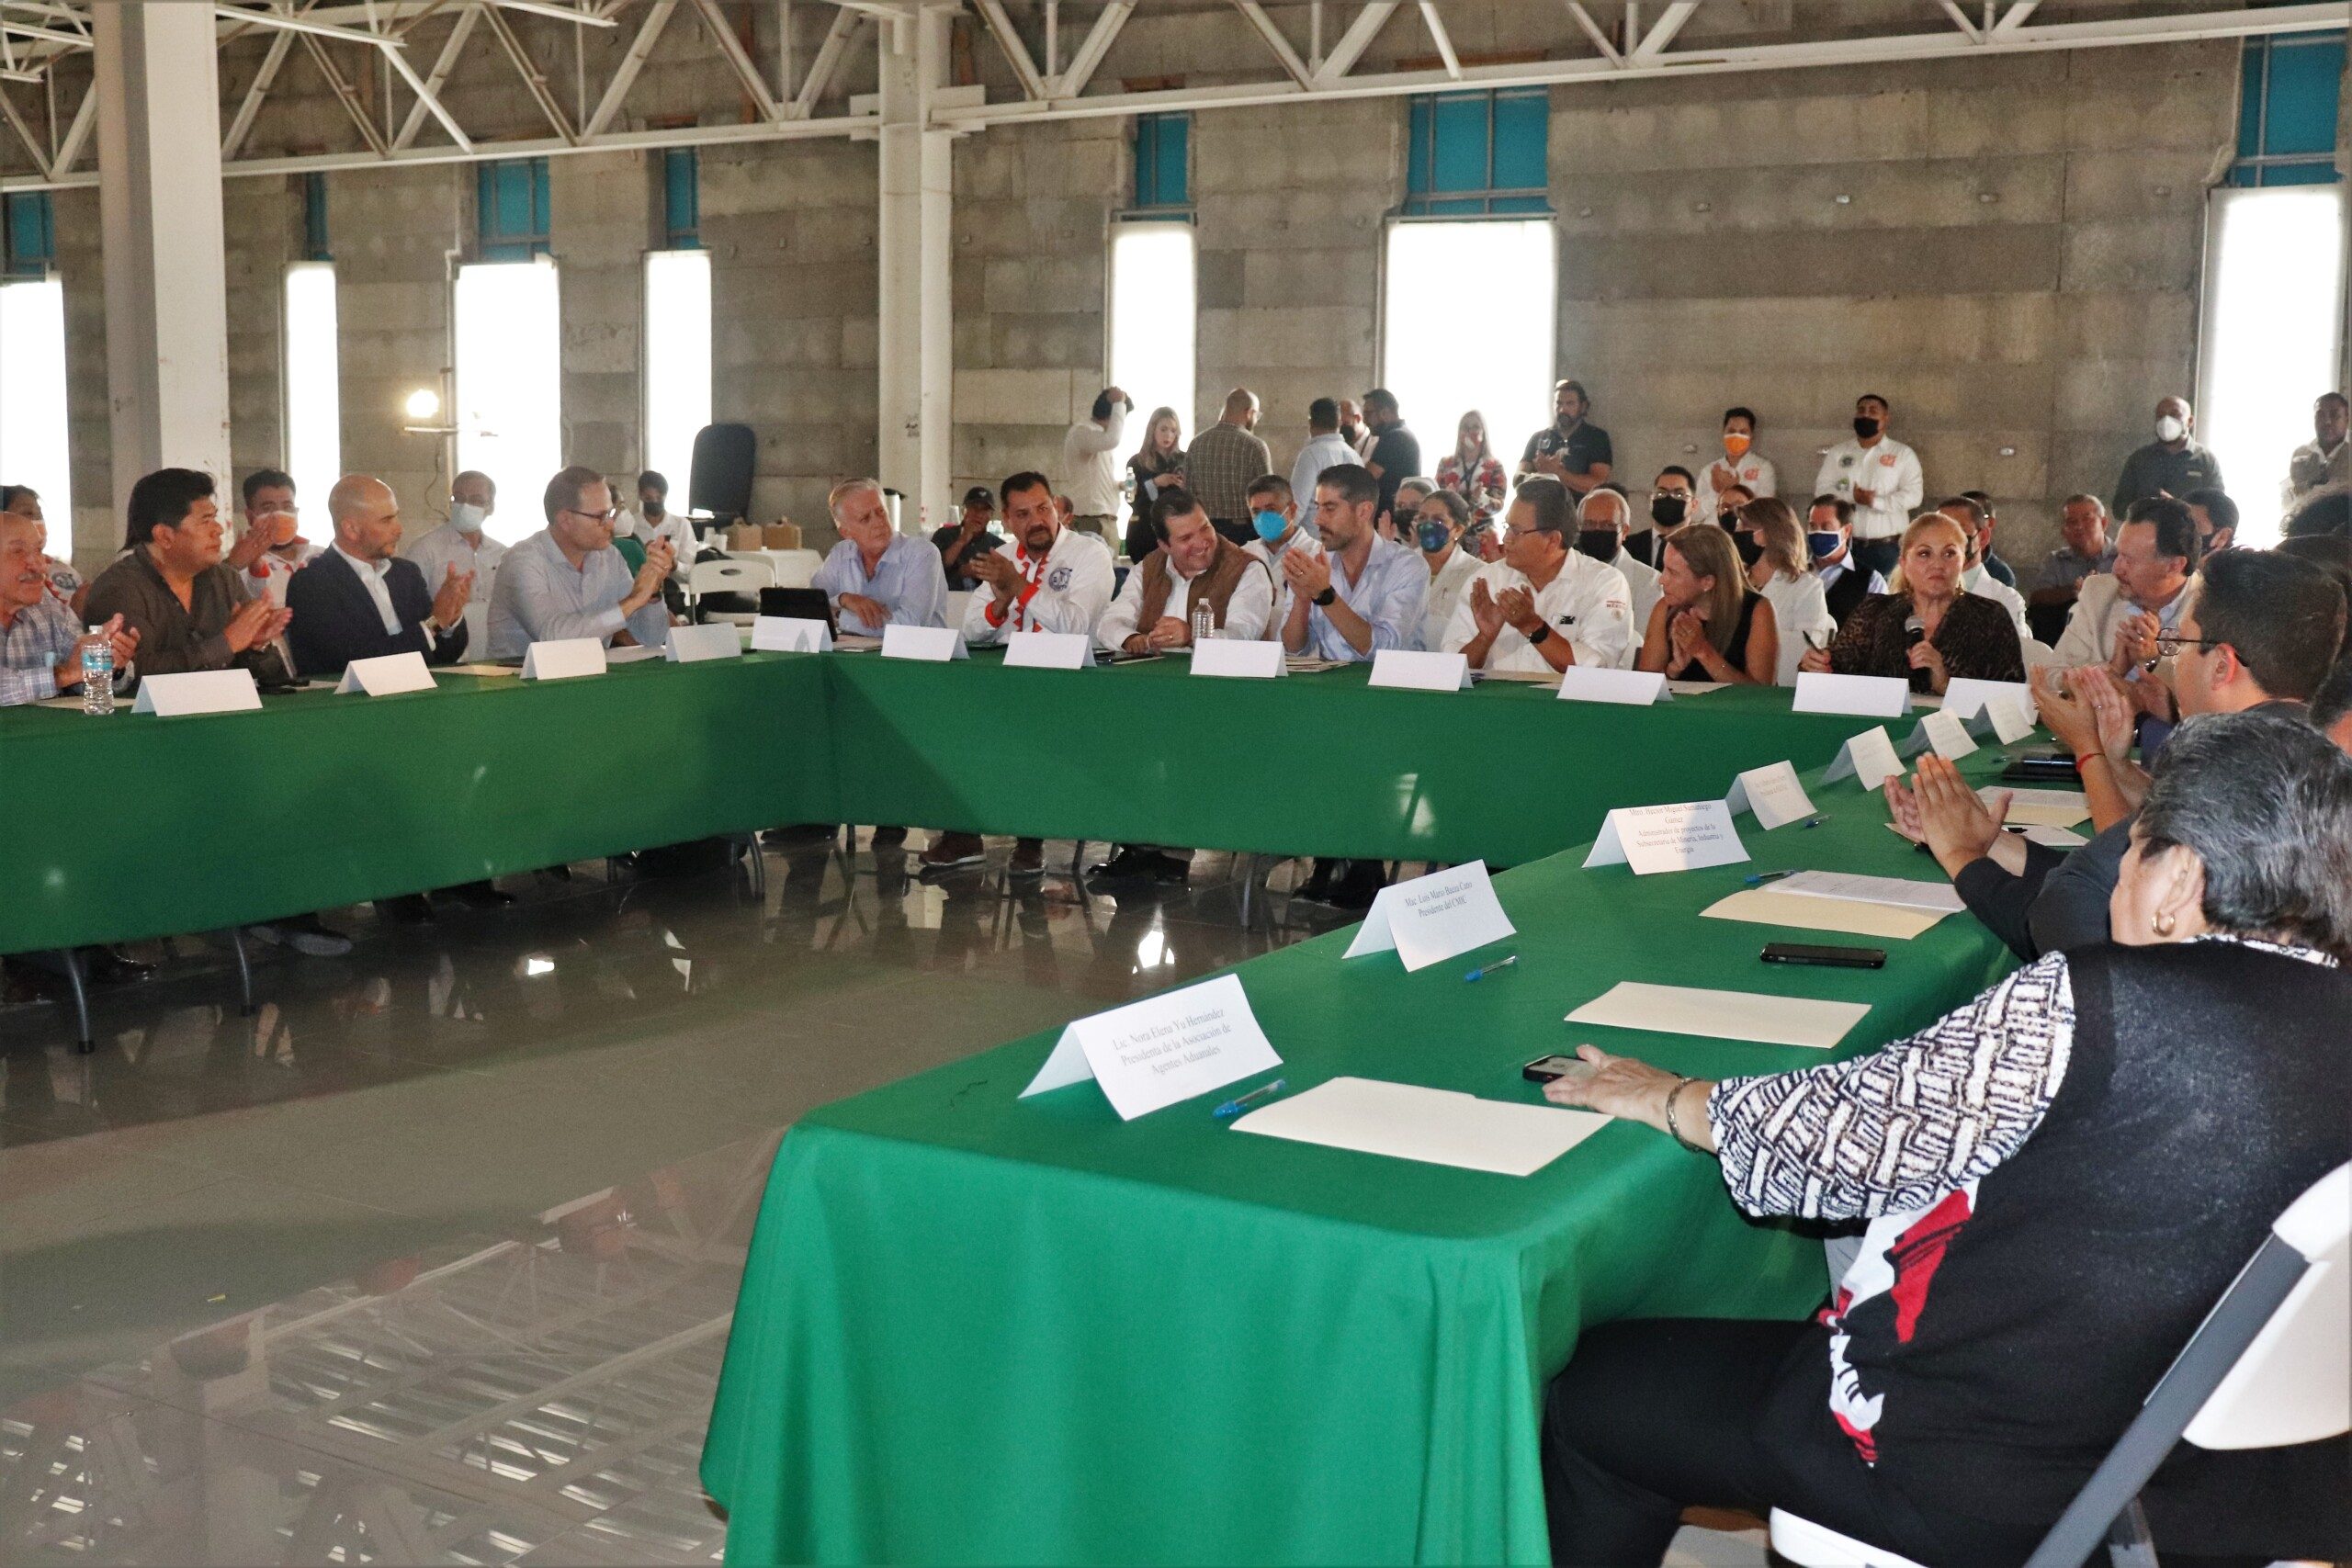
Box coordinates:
[1527,623,1552,646]
[1312,586,1337,608]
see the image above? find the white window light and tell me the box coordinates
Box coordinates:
[2196,186,2346,547]
[642,248,712,506]
[1110,221,1197,446]
[283,262,342,521]
[0,276,74,559]
[1382,220,1558,496]
[455,258,563,546]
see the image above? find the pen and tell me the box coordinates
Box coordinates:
[1464,952,1521,982]
[1744,869,1793,886]
[1799,817,1826,829]
[1214,1078,1287,1119]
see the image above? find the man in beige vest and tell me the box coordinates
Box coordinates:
[1097,488,1274,653]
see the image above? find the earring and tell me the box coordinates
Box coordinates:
[2153,911,2176,938]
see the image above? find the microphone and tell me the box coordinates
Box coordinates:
[1903,615,1931,693]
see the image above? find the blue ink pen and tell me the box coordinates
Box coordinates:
[1799,817,1826,829]
[1744,869,1794,886]
[1214,1078,1287,1119]
[1464,951,1521,982]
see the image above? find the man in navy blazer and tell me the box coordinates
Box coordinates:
[287,473,473,676]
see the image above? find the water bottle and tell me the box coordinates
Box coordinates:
[80,626,113,716]
[1191,602,1216,647]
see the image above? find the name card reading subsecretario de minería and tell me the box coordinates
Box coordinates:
[1019,972,1281,1121]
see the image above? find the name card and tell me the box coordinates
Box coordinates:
[1342,861,1516,971]
[1985,695,2038,745]
[1192,638,1286,680]
[752,615,832,653]
[1903,708,1979,761]
[1821,725,1906,791]
[1794,671,1910,717]
[1940,677,2033,727]
[1556,666,1670,705]
[1368,649,1473,692]
[131,668,262,716]
[335,650,435,696]
[521,637,608,681]
[1003,630,1091,671]
[882,624,969,661]
[1583,800,1750,875]
[665,623,743,663]
[1019,972,1282,1121]
[1725,760,1818,830]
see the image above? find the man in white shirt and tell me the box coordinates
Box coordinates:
[619,469,696,589]
[1288,397,1359,541]
[1570,486,1659,662]
[1813,392,1923,581]
[1444,475,1632,675]
[2286,390,2348,505]
[811,478,949,636]
[1242,472,1328,632]
[1414,490,1484,654]
[234,468,319,604]
[1061,386,1129,547]
[487,467,673,659]
[405,470,507,630]
[1693,406,1777,524]
[1098,489,1273,652]
[1937,497,2029,637]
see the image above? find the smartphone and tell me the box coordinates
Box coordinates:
[1761,942,1886,970]
[1522,1054,1585,1084]
[2001,752,2080,784]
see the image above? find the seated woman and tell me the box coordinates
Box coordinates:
[1736,496,1835,684]
[1537,707,2352,1566]
[1801,510,2023,693]
[1634,524,1778,686]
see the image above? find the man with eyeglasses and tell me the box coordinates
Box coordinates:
[2050,496,2199,687]
[487,465,673,659]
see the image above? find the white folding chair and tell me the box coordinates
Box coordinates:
[1772,1161,2351,1568]
[768,548,823,590]
[944,589,976,632]
[690,557,773,625]
[2022,636,2062,669]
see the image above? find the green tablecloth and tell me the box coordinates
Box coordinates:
[0,654,1869,954]
[699,742,2027,1565]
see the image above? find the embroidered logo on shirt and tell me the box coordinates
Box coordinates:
[1046,565,1073,592]
[1839,457,1855,468]
[1880,453,1896,467]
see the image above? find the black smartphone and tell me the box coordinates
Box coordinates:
[1522,1054,1584,1084]
[1761,942,1886,970]
[2001,755,2080,784]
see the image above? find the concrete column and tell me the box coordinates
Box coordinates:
[94,2,232,509]
[876,6,952,533]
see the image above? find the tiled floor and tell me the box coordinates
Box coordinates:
[0,835,1764,1565]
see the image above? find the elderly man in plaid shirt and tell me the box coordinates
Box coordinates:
[0,510,136,707]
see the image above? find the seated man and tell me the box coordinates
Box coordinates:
[813,477,949,637]
[1804,494,1885,627]
[2028,492,2113,644]
[404,469,507,625]
[1938,494,2029,637]
[1281,464,1428,663]
[1625,466,1695,568]
[1,510,136,706]
[1243,472,1327,625]
[2183,486,2238,557]
[232,467,318,604]
[1442,476,1633,674]
[487,466,673,659]
[1573,485,1659,654]
[1959,488,2018,586]
[287,475,472,676]
[84,468,295,683]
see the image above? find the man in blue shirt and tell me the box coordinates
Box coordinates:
[812,479,948,637]
[487,467,673,659]
[1280,463,1428,662]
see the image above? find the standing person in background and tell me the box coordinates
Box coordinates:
[933,486,1001,592]
[1739,497,1834,684]
[1062,386,1130,547]
[1813,392,1923,581]
[1434,411,1510,527]
[1693,407,1775,524]
[1286,398,1359,545]
[1124,409,1186,561]
[2287,390,2349,504]
[1361,389,1420,535]
[1415,489,1482,654]
[2183,487,2238,558]
[1339,398,1372,458]
[2112,395,2222,515]
[1186,388,1272,545]
[1518,379,1613,498]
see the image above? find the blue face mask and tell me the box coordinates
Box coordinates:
[1807,530,1845,561]
[1252,510,1289,542]
[1416,519,1450,553]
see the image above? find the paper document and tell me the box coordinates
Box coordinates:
[1231,1077,1610,1177]
[2019,824,2087,849]
[1566,982,1869,1051]
[1701,888,1945,941]
[1990,787,2090,829]
[606,645,663,664]
[1480,667,1561,685]
[447,662,524,678]
[1665,681,1728,695]
[1774,869,1965,915]
[1283,656,1346,674]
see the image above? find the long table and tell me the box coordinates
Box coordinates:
[697,738,2026,1565]
[1,653,1871,955]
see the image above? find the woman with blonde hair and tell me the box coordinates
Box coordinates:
[1802,511,2023,693]
[1123,407,1186,561]
[1635,523,1778,685]
[1435,411,1510,526]
[1736,496,1835,684]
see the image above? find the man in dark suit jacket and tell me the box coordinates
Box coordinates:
[287,473,472,676]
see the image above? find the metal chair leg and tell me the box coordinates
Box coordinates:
[56,947,93,1053]
[741,833,768,902]
[226,927,256,1015]
[1238,852,1259,930]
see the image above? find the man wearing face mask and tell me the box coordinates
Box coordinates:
[1805,495,1885,628]
[1693,407,1775,524]
[1573,486,1658,660]
[1443,475,1632,675]
[621,470,696,589]
[1813,393,1922,581]
[1937,495,2030,637]
[1415,490,1482,654]
[405,470,506,623]
[1243,473,1327,629]
[2112,396,2222,516]
[1629,467,1695,568]
[2183,487,2238,558]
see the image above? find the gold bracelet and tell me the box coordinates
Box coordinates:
[1661,1075,1702,1151]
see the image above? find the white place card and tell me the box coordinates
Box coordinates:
[131,669,262,716]
[1003,630,1091,671]
[1555,666,1670,705]
[1019,973,1281,1121]
[1342,861,1516,972]
[1940,677,2033,727]
[1794,671,1910,717]
[665,623,743,663]
[1193,638,1286,679]
[752,615,833,653]
[1232,1077,1609,1177]
[1368,649,1473,692]
[1903,708,1980,761]
[1566,981,1871,1051]
[882,625,969,661]
[335,650,435,695]
[521,637,608,681]
[1820,726,1906,791]
[1985,696,2038,745]
[1725,761,1817,830]
[1583,800,1750,875]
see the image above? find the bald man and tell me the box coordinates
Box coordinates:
[1185,386,1273,544]
[286,473,471,676]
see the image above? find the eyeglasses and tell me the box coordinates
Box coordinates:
[567,506,619,524]
[2150,632,2223,659]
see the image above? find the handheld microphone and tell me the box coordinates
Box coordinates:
[1903,615,1931,693]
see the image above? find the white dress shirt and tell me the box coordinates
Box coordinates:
[1288,433,1361,540]
[1963,565,2030,637]
[243,542,319,604]
[1693,450,1779,523]
[486,528,670,658]
[1442,552,1634,673]
[333,543,408,637]
[1814,437,1924,541]
[1247,525,1328,632]
[962,527,1116,644]
[620,505,697,581]
[1758,570,1835,685]
[1097,551,1274,649]
[1062,402,1129,518]
[405,525,506,605]
[1419,547,1483,655]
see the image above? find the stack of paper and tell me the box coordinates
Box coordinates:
[1702,887,1945,940]
[1565,982,1869,1050]
[1231,1077,1610,1176]
[1991,787,2091,829]
[1665,681,1728,695]
[1284,656,1346,674]
[1773,869,1963,914]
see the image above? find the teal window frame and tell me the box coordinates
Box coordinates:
[1131,112,1191,213]
[2228,31,2345,188]
[662,148,701,249]
[1403,87,1550,218]
[477,156,552,260]
[301,172,331,262]
[2,191,55,279]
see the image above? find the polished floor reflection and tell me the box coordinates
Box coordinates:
[0,833,1761,1565]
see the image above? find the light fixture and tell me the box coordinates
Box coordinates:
[403,387,441,422]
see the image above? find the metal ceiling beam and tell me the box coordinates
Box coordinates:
[214,4,405,48]
[1938,0,1982,44]
[1561,2,1622,65]
[299,30,391,156]
[974,0,1045,102]
[0,78,51,176]
[480,0,577,142]
[49,77,91,172]
[582,0,676,138]
[220,23,297,158]
[1231,1,1311,90]
[391,4,476,148]
[1627,0,1697,62]
[691,0,783,122]
[1417,1,1460,80]
[1991,2,2041,37]
[1051,0,1130,101]
[1310,1,1396,86]
[379,17,474,150]
[790,6,862,118]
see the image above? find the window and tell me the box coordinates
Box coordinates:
[454,259,562,545]
[478,156,551,261]
[1132,113,1190,211]
[662,148,701,249]
[1404,88,1549,217]
[1109,222,1195,450]
[1382,220,1556,487]
[643,248,711,500]
[3,191,54,279]
[0,276,73,557]
[2227,32,2345,187]
[283,263,341,521]
[301,173,331,261]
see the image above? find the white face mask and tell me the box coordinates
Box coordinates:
[2154,414,2187,443]
[450,502,488,533]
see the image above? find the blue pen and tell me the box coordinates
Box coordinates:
[1464,951,1521,982]
[1744,869,1793,886]
[1799,817,1826,829]
[1214,1078,1287,1119]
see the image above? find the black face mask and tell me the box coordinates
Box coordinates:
[1716,510,1738,530]
[644,502,664,520]
[1575,528,1621,564]
[1733,533,1765,568]
[1853,416,1882,440]
[1649,495,1687,527]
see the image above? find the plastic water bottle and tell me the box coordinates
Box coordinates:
[81,627,113,716]
[1191,603,1216,647]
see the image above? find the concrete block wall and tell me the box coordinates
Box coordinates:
[222,177,291,500]
[331,164,462,531]
[53,187,110,578]
[548,151,650,481]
